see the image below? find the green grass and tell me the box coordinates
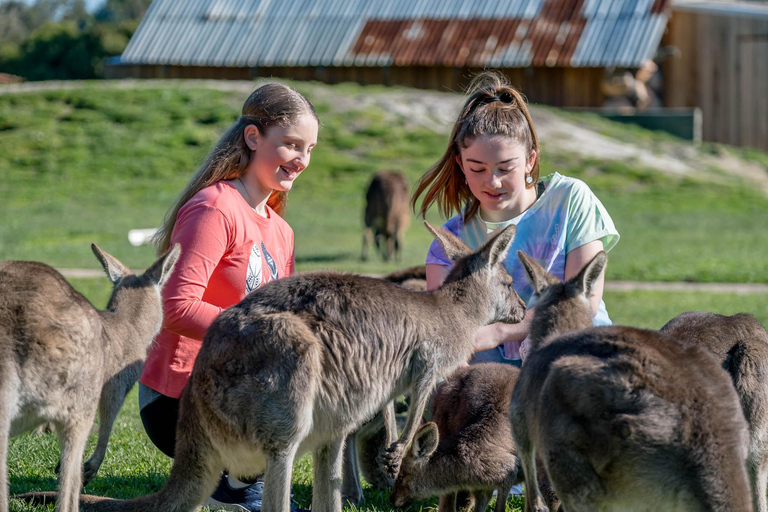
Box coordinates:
[7,280,767,512]
[2,82,768,281]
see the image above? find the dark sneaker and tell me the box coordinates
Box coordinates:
[206,474,263,512]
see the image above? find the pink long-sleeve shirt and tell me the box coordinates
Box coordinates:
[140,181,295,398]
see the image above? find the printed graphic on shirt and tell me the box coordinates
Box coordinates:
[246,243,263,293]
[261,241,279,282]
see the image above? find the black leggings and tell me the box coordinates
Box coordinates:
[140,393,180,459]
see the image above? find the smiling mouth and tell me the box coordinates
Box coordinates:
[280,166,300,180]
[484,191,505,199]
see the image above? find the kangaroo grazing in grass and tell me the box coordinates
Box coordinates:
[0,243,180,512]
[17,222,524,512]
[362,170,410,262]
[510,250,752,512]
[390,362,522,512]
[661,312,768,512]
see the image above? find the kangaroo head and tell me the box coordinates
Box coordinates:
[425,221,525,325]
[517,250,607,345]
[93,243,181,318]
[390,422,440,508]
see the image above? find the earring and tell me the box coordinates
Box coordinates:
[525,174,533,184]
[464,177,468,185]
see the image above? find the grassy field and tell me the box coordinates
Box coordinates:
[2,82,768,281]
[3,81,768,511]
[6,279,767,512]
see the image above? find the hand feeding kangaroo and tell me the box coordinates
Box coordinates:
[510,250,752,512]
[0,244,180,512]
[361,170,410,262]
[661,312,768,512]
[16,222,524,512]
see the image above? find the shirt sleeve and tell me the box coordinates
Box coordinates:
[161,202,230,341]
[565,181,620,254]
[425,216,463,269]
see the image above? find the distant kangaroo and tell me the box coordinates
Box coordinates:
[362,170,410,262]
[510,251,752,512]
[0,243,180,512]
[661,312,768,512]
[17,223,524,512]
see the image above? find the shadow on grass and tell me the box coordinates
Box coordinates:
[10,473,168,499]
[296,252,355,264]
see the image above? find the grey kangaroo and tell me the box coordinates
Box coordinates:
[661,312,768,512]
[0,243,180,512]
[18,222,524,512]
[510,250,752,512]
[362,170,410,262]
[341,267,426,505]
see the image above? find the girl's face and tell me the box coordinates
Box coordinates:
[458,135,536,221]
[246,113,318,193]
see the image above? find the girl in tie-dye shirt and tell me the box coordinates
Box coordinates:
[412,71,619,365]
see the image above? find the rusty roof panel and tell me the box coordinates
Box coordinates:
[122,0,670,68]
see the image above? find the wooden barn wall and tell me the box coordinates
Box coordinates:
[664,10,768,151]
[104,64,605,107]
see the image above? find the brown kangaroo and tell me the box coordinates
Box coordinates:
[0,244,180,512]
[661,312,768,512]
[362,170,410,262]
[510,250,752,512]
[389,362,522,512]
[17,223,524,512]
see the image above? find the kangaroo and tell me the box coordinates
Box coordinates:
[661,312,768,512]
[510,250,752,512]
[16,222,525,512]
[0,243,180,512]
[341,268,425,505]
[389,362,521,512]
[362,170,410,262]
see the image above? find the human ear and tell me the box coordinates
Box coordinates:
[244,124,260,150]
[454,154,464,172]
[527,149,537,172]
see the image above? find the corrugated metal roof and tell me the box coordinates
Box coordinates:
[122,0,670,67]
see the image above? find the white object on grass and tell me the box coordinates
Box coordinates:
[128,228,159,247]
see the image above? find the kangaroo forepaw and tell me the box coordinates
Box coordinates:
[379,444,403,479]
[82,461,98,487]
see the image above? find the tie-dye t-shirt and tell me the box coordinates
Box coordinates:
[426,172,619,360]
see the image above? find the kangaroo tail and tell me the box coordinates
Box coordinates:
[12,491,140,511]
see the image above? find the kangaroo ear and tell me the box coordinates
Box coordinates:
[424,221,470,262]
[480,224,516,267]
[412,422,439,460]
[144,243,181,287]
[92,244,129,284]
[517,250,558,294]
[572,251,607,299]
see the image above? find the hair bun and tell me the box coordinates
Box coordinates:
[499,91,514,103]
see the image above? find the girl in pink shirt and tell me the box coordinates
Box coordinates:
[138,83,318,512]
